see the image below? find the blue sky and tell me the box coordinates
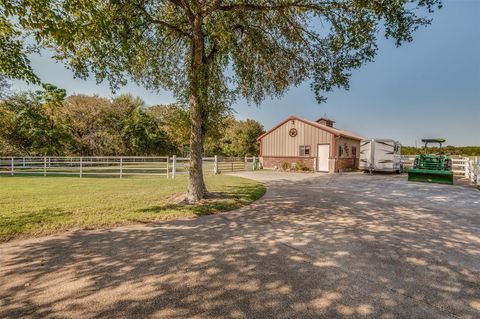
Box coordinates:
[12,0,480,146]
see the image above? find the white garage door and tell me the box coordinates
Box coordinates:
[317,144,329,172]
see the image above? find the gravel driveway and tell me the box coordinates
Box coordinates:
[1,172,479,318]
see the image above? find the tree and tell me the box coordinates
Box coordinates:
[63,94,125,155]
[63,94,175,155]
[0,74,11,99]
[402,145,480,156]
[0,84,71,155]
[6,0,442,202]
[0,7,39,83]
[221,119,264,156]
[116,95,176,156]
[148,103,231,156]
[0,93,18,155]
[149,104,191,155]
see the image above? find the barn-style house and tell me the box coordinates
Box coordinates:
[257,116,363,172]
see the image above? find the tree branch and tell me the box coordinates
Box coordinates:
[217,1,326,12]
[204,40,218,64]
[168,0,195,22]
[203,0,223,16]
[152,18,190,37]
[134,3,190,37]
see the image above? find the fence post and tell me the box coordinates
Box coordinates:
[464,159,469,180]
[172,155,176,179]
[214,155,218,174]
[43,156,47,176]
[474,160,477,184]
[22,157,25,168]
[476,158,480,185]
[166,156,170,178]
[464,158,469,178]
[469,159,473,183]
[79,157,83,178]
[119,157,123,179]
[244,156,247,170]
[10,157,14,176]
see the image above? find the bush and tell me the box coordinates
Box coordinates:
[296,161,310,172]
[281,162,291,171]
[291,162,297,171]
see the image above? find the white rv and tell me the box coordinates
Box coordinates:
[360,139,402,173]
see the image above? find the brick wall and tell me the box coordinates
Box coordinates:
[261,157,315,171]
[261,156,359,172]
[336,158,359,172]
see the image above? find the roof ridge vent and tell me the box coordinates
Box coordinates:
[316,116,335,128]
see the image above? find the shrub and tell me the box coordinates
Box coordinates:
[281,162,291,171]
[296,161,310,171]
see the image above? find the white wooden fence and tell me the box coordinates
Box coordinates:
[401,156,480,185]
[0,156,259,178]
[465,158,480,185]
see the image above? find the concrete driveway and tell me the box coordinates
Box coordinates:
[1,173,479,318]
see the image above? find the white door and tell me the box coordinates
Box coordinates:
[317,144,329,172]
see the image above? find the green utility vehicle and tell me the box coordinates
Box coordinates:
[407,139,454,185]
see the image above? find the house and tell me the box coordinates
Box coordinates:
[257,116,363,172]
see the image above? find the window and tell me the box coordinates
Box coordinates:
[338,146,343,157]
[352,146,357,157]
[299,145,311,156]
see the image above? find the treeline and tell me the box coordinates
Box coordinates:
[402,146,480,156]
[0,85,264,157]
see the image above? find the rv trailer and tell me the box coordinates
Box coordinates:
[360,139,402,173]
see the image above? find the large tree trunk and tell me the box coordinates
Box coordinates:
[186,87,207,202]
[186,15,207,203]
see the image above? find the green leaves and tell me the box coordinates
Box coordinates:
[1,0,442,156]
[4,0,441,104]
[1,89,71,156]
[0,74,11,98]
[147,104,263,157]
[0,12,39,83]
[220,118,265,157]
[35,83,66,104]
[0,90,177,156]
[1,0,443,123]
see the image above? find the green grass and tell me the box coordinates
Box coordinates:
[0,175,266,242]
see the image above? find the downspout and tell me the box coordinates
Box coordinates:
[334,136,341,173]
[258,138,263,168]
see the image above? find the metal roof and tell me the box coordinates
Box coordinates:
[257,115,364,141]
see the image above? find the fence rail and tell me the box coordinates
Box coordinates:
[4,155,477,185]
[401,156,479,185]
[0,156,259,178]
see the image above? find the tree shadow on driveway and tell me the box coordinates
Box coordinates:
[0,174,479,318]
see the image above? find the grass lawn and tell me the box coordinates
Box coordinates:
[0,175,265,242]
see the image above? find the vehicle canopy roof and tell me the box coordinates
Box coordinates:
[421,138,446,144]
